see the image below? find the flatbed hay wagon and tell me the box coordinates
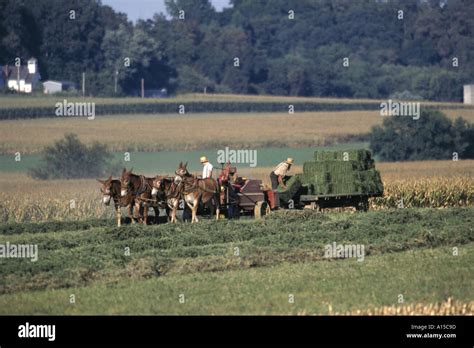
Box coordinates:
[298,193,372,212]
[216,149,384,218]
[277,149,384,212]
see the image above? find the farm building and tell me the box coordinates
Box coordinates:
[1,58,41,93]
[43,80,77,94]
[463,84,474,105]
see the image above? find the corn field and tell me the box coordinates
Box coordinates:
[0,193,112,223]
[0,175,113,223]
[372,177,473,209]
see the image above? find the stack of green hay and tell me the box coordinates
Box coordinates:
[314,149,374,162]
[300,149,383,196]
[277,174,302,202]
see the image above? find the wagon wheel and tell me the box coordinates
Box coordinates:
[254,201,270,219]
[356,196,369,212]
[305,202,321,211]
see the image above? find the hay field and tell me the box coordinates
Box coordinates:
[1,109,473,154]
[0,212,472,315]
[0,111,378,154]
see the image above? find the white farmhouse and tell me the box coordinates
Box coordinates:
[1,58,41,93]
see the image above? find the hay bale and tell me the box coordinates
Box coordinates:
[359,169,384,194]
[277,175,302,202]
[314,149,373,162]
[301,149,383,196]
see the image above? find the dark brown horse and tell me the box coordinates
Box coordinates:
[97,176,136,226]
[151,175,181,223]
[120,168,160,225]
[175,162,220,223]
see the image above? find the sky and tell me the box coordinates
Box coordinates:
[102,0,232,22]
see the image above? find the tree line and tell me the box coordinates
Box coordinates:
[1,0,473,100]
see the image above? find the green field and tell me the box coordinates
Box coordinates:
[0,207,472,314]
[0,142,369,174]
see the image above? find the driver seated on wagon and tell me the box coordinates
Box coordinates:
[200,156,213,179]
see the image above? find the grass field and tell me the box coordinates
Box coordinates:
[0,207,472,314]
[1,109,473,154]
[0,143,369,174]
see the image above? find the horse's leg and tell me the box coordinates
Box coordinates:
[133,201,141,224]
[143,202,149,225]
[172,199,179,223]
[116,204,121,227]
[215,195,220,221]
[185,201,193,223]
[154,204,160,224]
[206,196,215,217]
[166,206,171,223]
[192,197,199,223]
[127,203,134,223]
[184,194,194,223]
[166,198,174,223]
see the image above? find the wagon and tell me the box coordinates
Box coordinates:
[298,193,379,211]
[217,163,277,219]
[276,149,384,212]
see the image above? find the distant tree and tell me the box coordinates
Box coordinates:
[175,65,215,93]
[2,0,474,99]
[369,110,473,161]
[453,117,474,159]
[165,0,216,23]
[0,0,40,61]
[29,134,119,179]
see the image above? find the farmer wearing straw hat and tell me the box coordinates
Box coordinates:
[270,157,294,190]
[200,156,213,179]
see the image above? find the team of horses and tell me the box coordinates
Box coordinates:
[97,162,220,226]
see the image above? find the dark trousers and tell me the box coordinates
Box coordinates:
[270,171,279,190]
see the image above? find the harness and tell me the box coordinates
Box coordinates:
[135,175,150,196]
[181,176,217,195]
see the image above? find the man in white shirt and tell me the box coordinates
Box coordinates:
[200,156,213,179]
[270,157,294,190]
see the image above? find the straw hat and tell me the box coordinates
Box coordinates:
[285,157,294,165]
[200,156,209,163]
